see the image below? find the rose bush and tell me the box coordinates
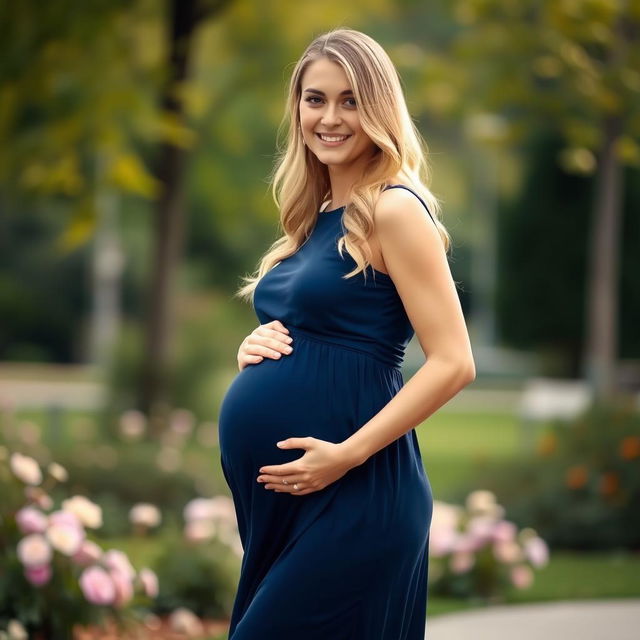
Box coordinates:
[428,489,549,601]
[151,494,242,620]
[0,447,158,639]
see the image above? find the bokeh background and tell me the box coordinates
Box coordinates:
[1,1,639,638]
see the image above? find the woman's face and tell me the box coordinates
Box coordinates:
[298,57,377,170]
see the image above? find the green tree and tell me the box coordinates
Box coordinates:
[0,0,162,366]
[407,0,640,399]
[0,0,397,427]
[138,0,234,423]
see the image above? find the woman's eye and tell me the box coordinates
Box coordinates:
[303,96,357,107]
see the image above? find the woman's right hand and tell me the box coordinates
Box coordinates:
[237,320,294,371]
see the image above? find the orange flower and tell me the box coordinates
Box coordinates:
[599,472,619,497]
[565,465,588,490]
[619,436,640,460]
[536,432,557,457]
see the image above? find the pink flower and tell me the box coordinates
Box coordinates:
[7,620,27,640]
[449,551,475,574]
[118,410,146,440]
[46,510,85,556]
[79,566,116,605]
[429,528,456,558]
[523,536,549,568]
[15,506,48,534]
[465,489,497,514]
[129,503,162,528]
[511,564,534,589]
[110,569,134,607]
[431,500,463,530]
[72,539,103,566]
[47,461,68,483]
[466,516,496,546]
[103,549,135,580]
[183,496,236,524]
[138,567,159,598]
[10,452,42,485]
[24,564,52,586]
[428,527,457,557]
[493,540,524,564]
[184,519,216,543]
[49,509,82,529]
[453,533,483,554]
[492,520,518,544]
[17,533,52,567]
[62,495,102,529]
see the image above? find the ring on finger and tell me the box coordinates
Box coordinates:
[282,479,289,485]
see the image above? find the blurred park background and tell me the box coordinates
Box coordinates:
[1,0,639,638]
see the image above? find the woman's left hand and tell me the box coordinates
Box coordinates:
[257,437,356,496]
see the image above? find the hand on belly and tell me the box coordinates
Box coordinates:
[256,437,356,497]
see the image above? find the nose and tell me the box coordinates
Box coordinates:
[321,103,342,127]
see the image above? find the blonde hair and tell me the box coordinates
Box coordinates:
[235,27,450,302]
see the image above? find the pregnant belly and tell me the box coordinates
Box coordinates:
[218,335,402,477]
[217,337,430,556]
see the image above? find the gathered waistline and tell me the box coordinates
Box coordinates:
[286,325,403,371]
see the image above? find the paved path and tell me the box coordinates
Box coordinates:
[427,599,640,639]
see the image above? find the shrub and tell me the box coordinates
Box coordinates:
[0,447,158,639]
[152,495,242,619]
[477,400,640,550]
[428,490,549,602]
[152,537,237,620]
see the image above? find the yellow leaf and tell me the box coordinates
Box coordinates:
[615,136,640,166]
[108,153,160,198]
[558,147,596,175]
[57,201,96,252]
[156,111,197,149]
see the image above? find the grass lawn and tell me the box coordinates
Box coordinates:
[416,410,524,499]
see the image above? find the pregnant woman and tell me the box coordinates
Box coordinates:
[218,28,475,639]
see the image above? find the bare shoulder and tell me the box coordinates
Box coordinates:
[370,187,472,370]
[372,186,441,245]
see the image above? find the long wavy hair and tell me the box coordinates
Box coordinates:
[235,27,450,302]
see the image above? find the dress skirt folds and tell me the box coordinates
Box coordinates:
[218,185,436,639]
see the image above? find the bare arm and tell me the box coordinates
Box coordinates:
[339,188,476,467]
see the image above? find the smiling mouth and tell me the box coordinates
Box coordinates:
[316,133,352,144]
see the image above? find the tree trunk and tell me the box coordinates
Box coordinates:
[138,0,199,424]
[138,0,233,430]
[583,114,623,401]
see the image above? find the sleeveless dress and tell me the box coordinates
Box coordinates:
[218,185,435,639]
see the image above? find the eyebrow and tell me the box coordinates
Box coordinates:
[303,88,354,96]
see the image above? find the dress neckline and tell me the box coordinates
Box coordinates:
[320,205,346,214]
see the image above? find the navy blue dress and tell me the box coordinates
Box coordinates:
[218,185,435,639]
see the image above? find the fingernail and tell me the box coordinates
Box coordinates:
[285,346,293,353]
